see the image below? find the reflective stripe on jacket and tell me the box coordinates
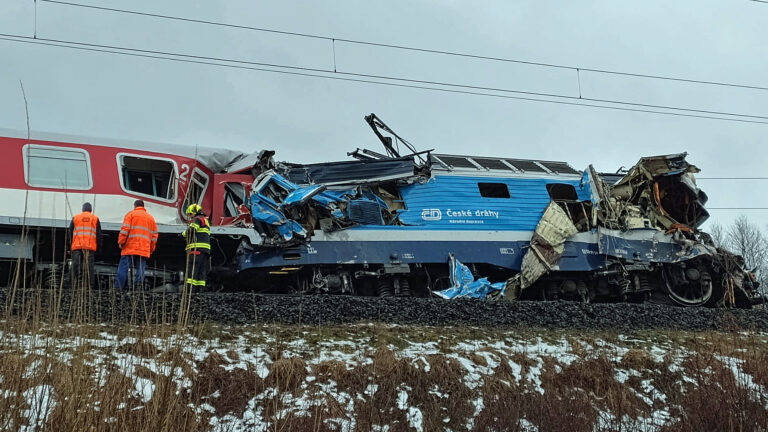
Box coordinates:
[71,211,100,251]
[118,207,158,257]
[185,216,211,252]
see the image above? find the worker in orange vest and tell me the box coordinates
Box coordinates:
[69,202,102,289]
[116,200,158,290]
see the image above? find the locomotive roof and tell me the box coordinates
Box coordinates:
[429,153,582,176]
[281,156,417,185]
[0,127,247,173]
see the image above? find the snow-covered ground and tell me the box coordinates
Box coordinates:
[0,323,766,431]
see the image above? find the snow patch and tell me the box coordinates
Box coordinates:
[20,385,56,432]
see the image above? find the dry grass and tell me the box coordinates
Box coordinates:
[1,279,768,431]
[1,320,767,431]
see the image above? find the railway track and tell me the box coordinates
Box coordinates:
[1,288,766,331]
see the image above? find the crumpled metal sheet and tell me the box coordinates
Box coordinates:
[609,153,709,229]
[433,254,506,299]
[596,227,717,263]
[519,202,579,289]
[613,153,699,187]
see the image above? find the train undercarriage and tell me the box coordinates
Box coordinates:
[230,250,762,309]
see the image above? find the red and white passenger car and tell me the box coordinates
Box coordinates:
[0,128,259,285]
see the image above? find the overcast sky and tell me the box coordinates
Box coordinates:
[1,0,767,229]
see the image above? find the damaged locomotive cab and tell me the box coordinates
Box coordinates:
[508,152,761,308]
[609,153,709,230]
[248,167,400,246]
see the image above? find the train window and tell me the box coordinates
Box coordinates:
[181,169,209,219]
[478,182,510,198]
[118,154,177,201]
[261,180,290,204]
[224,182,247,217]
[547,183,578,200]
[23,145,92,190]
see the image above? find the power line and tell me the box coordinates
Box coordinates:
[39,0,768,93]
[2,34,768,126]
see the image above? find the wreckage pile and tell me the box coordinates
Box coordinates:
[1,288,766,331]
[235,145,764,308]
[502,154,762,308]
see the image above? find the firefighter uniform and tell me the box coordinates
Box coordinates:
[116,200,158,290]
[183,204,211,289]
[69,202,101,288]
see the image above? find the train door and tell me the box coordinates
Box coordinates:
[181,168,209,221]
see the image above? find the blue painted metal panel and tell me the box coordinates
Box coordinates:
[240,240,530,270]
[282,185,326,206]
[597,229,714,263]
[239,238,614,271]
[396,175,590,230]
[238,230,693,273]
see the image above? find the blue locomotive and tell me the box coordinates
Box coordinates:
[235,115,762,308]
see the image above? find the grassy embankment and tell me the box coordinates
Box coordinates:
[1,272,767,432]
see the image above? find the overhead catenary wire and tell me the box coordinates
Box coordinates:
[5,34,768,177]
[2,34,768,126]
[7,4,768,218]
[37,0,768,93]
[14,1,768,122]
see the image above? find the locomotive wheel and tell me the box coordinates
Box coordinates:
[376,279,394,297]
[664,269,712,307]
[397,278,413,297]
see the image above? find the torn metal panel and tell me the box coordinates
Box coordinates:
[609,153,708,229]
[519,202,579,289]
[224,150,277,175]
[596,227,716,263]
[434,254,506,299]
[281,157,419,186]
[249,170,394,245]
[282,184,328,207]
[613,153,698,185]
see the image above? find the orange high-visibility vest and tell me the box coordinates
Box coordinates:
[117,207,158,258]
[72,211,99,251]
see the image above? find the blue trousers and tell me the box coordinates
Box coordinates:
[116,255,147,290]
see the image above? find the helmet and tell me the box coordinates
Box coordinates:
[185,203,202,216]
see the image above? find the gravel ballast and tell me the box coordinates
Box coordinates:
[1,288,767,331]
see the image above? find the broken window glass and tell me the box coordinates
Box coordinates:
[224,182,246,217]
[182,169,209,219]
[120,155,176,200]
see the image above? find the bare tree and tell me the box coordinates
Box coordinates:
[707,221,726,248]
[723,215,768,292]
